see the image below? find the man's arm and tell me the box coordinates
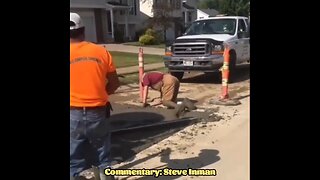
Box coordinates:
[103,49,120,95]
[106,71,120,95]
[142,85,149,106]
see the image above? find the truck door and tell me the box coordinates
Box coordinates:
[240,18,250,62]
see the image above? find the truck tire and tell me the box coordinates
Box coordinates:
[170,72,184,81]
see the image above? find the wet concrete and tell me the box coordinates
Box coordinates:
[109,103,222,131]
[107,103,223,163]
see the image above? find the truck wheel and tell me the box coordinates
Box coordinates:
[228,51,237,83]
[170,72,184,81]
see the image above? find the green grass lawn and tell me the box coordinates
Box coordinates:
[110,51,163,68]
[122,42,166,49]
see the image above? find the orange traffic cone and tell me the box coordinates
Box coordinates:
[138,48,144,102]
[220,47,230,99]
[209,45,241,106]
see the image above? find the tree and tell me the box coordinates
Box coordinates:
[198,0,221,9]
[220,0,250,16]
[142,0,176,43]
[197,0,250,17]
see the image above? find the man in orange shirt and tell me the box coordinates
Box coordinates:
[70,13,120,180]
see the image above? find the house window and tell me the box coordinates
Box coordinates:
[169,0,173,5]
[128,0,137,15]
[107,11,112,33]
[188,12,192,22]
[175,0,181,9]
[119,0,127,15]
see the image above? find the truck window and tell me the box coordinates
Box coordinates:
[238,19,247,32]
[184,19,236,35]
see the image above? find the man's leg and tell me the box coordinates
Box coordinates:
[162,75,195,117]
[162,75,178,105]
[70,109,88,177]
[161,75,186,117]
[171,76,180,103]
[85,106,114,180]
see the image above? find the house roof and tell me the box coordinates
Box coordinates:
[199,9,219,16]
[182,2,195,10]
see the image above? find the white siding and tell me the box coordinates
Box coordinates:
[197,9,209,20]
[140,0,154,17]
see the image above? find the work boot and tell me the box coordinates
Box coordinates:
[183,98,197,110]
[175,104,187,118]
[175,99,197,118]
[162,100,186,118]
[162,100,179,109]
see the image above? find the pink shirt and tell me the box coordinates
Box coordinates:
[142,72,164,86]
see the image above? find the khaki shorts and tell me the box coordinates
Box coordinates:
[161,74,180,102]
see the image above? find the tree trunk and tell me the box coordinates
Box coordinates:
[163,28,167,43]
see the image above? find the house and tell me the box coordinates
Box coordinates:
[106,0,150,42]
[197,8,219,20]
[139,0,218,41]
[139,0,200,41]
[182,0,200,28]
[70,0,150,43]
[70,0,218,43]
[70,0,109,43]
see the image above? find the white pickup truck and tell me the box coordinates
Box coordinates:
[164,16,250,81]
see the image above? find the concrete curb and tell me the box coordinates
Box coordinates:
[117,63,165,75]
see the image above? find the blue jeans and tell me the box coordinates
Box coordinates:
[70,106,111,177]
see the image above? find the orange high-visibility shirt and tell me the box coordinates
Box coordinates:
[70,41,116,107]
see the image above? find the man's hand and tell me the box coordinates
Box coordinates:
[150,98,162,106]
[141,102,150,108]
[106,71,120,95]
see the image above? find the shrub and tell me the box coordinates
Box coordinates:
[145,28,157,36]
[144,28,162,44]
[139,34,156,45]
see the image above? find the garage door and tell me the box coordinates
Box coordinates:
[72,9,97,43]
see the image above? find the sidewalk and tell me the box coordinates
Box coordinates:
[117,63,164,75]
[101,44,164,56]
